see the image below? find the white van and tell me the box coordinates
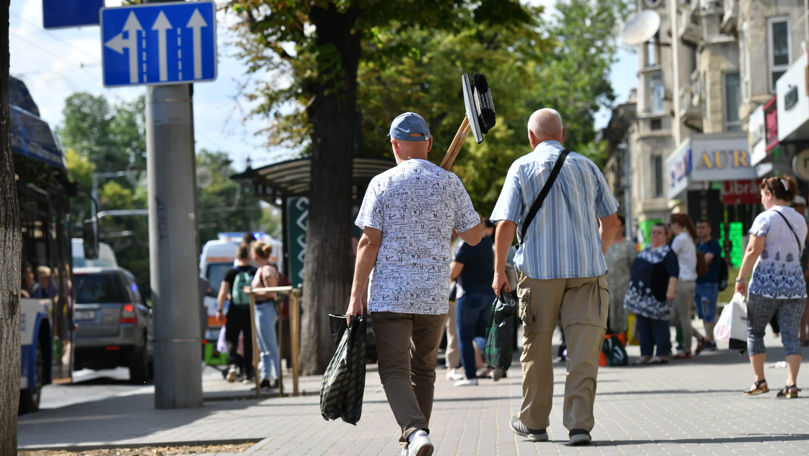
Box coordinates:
[72,238,117,268]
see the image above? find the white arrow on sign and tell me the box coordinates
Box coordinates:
[152,11,172,82]
[186,9,208,80]
[104,12,143,84]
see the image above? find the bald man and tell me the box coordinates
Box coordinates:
[348,112,483,456]
[490,108,620,446]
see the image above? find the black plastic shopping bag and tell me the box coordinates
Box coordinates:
[484,290,518,370]
[320,315,366,425]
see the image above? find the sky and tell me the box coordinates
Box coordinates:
[10,0,637,172]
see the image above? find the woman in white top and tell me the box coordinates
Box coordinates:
[669,213,706,358]
[736,175,806,398]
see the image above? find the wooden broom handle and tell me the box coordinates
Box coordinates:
[440,116,471,170]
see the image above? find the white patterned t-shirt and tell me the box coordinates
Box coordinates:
[355,159,480,314]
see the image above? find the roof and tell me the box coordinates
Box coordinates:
[231,156,395,202]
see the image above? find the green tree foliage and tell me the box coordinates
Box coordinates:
[57,93,146,174]
[59,94,265,298]
[196,149,264,244]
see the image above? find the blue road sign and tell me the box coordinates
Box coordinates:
[43,0,104,29]
[100,1,217,87]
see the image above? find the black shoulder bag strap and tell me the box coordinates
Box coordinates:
[774,209,803,254]
[519,149,570,243]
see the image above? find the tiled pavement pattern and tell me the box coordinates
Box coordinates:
[18,323,809,455]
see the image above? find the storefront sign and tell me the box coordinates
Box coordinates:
[749,104,766,165]
[785,85,799,110]
[666,133,755,199]
[777,52,809,142]
[722,179,762,205]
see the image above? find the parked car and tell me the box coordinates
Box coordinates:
[73,267,153,383]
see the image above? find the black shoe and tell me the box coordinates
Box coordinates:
[568,429,591,446]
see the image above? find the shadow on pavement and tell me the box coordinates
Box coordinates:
[588,433,809,446]
[18,391,261,448]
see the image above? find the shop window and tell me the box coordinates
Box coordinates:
[767,17,790,93]
[648,72,664,114]
[724,72,741,131]
[652,155,663,198]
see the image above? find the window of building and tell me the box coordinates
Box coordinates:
[646,40,656,66]
[767,17,790,92]
[650,118,662,130]
[648,72,664,114]
[725,72,741,131]
[652,155,663,198]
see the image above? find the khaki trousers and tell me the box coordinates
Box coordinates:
[670,280,697,353]
[517,273,609,432]
[372,311,447,442]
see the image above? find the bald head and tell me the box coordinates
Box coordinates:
[527,108,565,147]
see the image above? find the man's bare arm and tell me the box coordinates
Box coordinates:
[492,220,517,295]
[346,227,382,323]
[458,222,484,246]
[599,212,620,254]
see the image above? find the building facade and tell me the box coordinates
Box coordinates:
[605,0,807,261]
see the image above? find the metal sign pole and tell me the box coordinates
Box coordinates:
[147,81,203,409]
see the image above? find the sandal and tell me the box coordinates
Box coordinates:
[744,379,769,396]
[776,385,799,399]
[673,351,692,360]
[694,338,708,356]
[647,356,669,364]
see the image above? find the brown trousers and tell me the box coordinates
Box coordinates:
[372,311,447,442]
[517,273,609,432]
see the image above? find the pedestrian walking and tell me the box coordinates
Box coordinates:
[790,195,809,347]
[624,223,679,365]
[694,218,722,351]
[605,215,636,336]
[490,108,619,446]
[736,175,805,398]
[345,112,483,456]
[450,217,496,386]
[217,245,256,383]
[250,241,281,391]
[668,213,708,358]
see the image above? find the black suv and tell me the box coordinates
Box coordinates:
[73,267,153,383]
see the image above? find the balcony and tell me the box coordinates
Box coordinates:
[679,82,703,129]
[720,0,738,34]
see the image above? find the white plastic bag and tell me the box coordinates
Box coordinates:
[713,292,747,350]
[217,326,228,353]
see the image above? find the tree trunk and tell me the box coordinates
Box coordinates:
[300,4,362,375]
[0,1,21,450]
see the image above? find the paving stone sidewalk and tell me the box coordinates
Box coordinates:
[17,325,809,455]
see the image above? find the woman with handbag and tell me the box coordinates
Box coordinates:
[624,223,679,364]
[736,175,806,398]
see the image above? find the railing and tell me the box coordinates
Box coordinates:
[245,286,302,398]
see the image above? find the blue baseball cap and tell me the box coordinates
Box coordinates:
[389,112,431,141]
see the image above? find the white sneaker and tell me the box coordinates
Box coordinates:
[454,378,478,387]
[445,368,463,381]
[226,365,238,383]
[407,430,434,456]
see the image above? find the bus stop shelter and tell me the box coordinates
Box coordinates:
[230,156,395,283]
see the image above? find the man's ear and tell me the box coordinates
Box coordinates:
[560,127,566,143]
[528,130,538,148]
[426,137,433,153]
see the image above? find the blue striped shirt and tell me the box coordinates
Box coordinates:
[490,140,619,280]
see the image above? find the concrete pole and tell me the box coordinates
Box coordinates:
[146,82,203,409]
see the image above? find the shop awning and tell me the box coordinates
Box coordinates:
[231,156,395,202]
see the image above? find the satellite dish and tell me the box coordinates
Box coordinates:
[621,10,661,46]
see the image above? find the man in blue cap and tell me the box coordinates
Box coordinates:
[347,112,483,456]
